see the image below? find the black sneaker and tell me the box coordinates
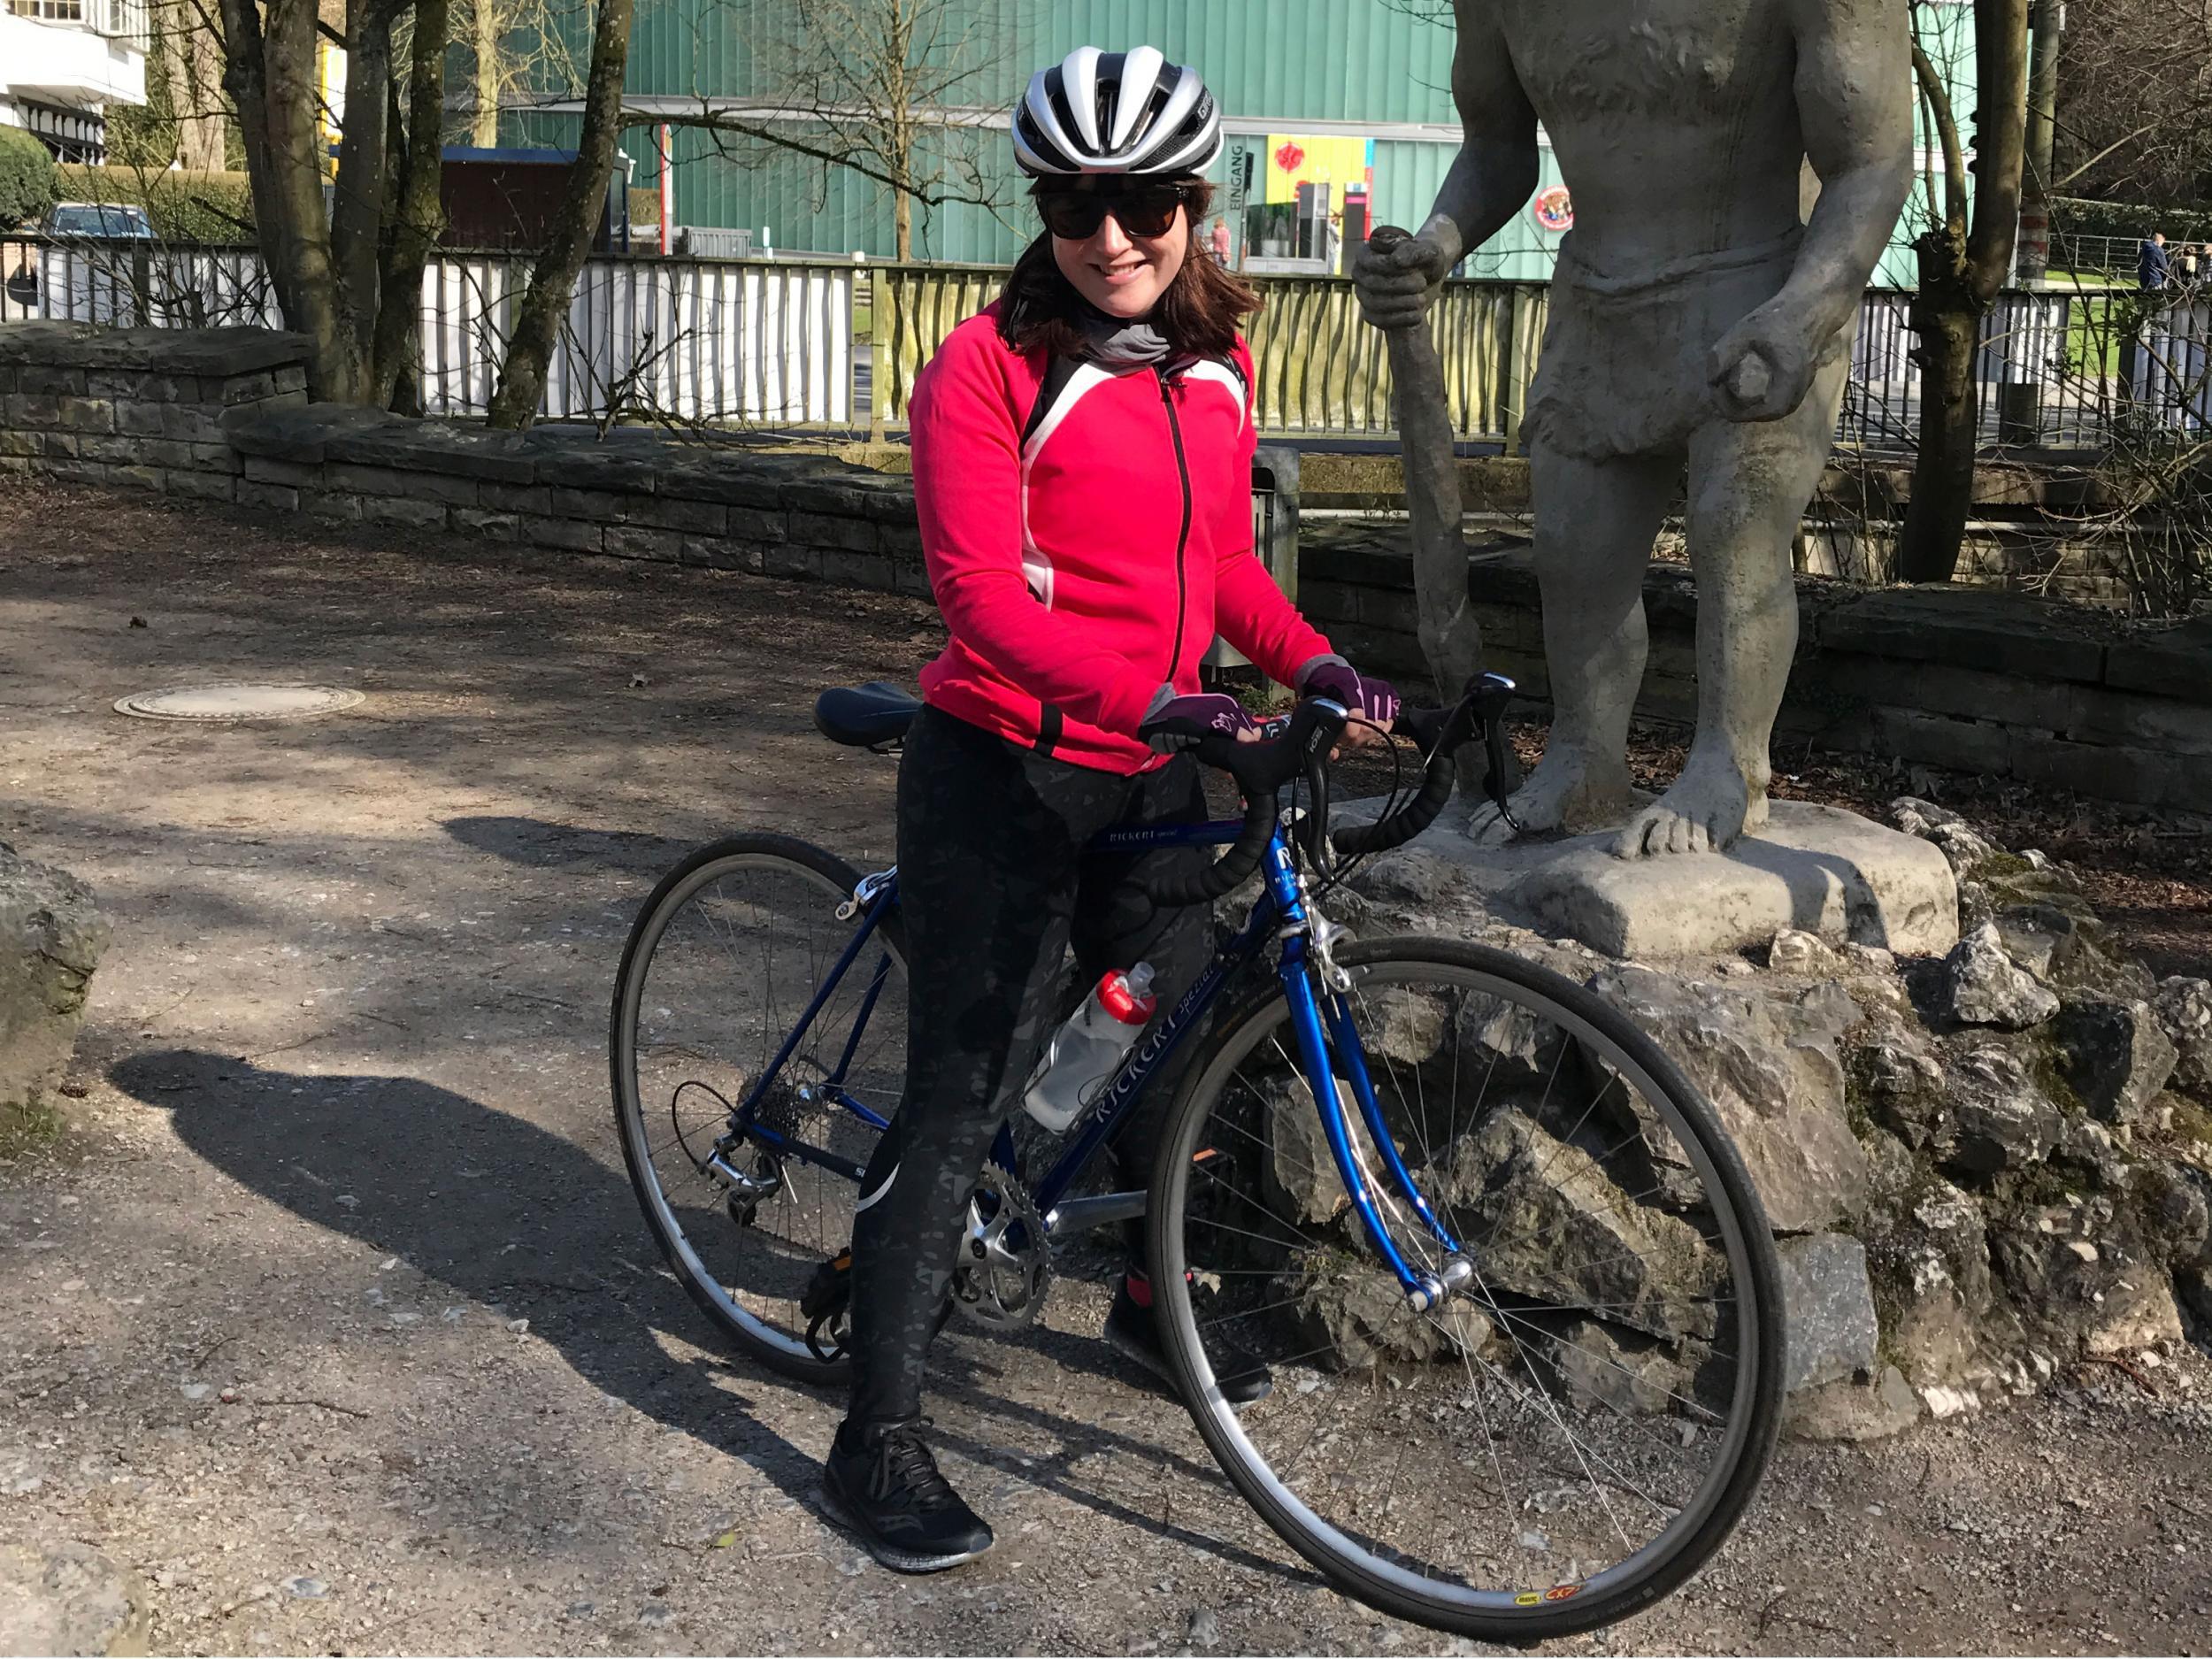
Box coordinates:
[821,1417,994,1574]
[1102,1274,1274,1407]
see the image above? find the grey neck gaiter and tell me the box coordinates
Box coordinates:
[1074,310,1175,371]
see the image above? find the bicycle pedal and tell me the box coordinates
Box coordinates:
[801,1248,854,1322]
[803,1248,856,1363]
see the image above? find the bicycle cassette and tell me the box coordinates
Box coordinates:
[950,1162,1050,1330]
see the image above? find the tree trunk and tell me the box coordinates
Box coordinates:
[333,2,395,367]
[485,0,633,429]
[1896,0,2032,582]
[472,0,502,149]
[221,0,365,400]
[160,0,227,171]
[157,0,192,165]
[2016,0,2062,282]
[180,8,228,172]
[373,0,449,411]
[1896,237,1982,582]
[217,0,288,313]
[895,187,911,261]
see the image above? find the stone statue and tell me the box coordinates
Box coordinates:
[1356,0,1913,858]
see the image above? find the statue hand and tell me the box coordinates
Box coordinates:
[1355,225,1458,333]
[1709,305,1821,422]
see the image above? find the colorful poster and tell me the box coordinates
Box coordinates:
[1531,184,1575,234]
[1263,135,1375,205]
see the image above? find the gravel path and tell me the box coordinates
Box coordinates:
[3,481,2208,1656]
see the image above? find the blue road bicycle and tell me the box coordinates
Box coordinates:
[611,678,1785,1641]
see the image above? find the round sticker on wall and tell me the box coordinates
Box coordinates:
[1531,185,1575,234]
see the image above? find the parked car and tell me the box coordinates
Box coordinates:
[4,203,155,319]
[41,202,156,240]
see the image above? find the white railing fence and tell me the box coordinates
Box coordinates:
[1,237,855,426]
[417,252,851,423]
[9,233,2210,450]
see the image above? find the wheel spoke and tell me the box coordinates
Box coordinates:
[1156,946,1778,1632]
[613,847,900,1375]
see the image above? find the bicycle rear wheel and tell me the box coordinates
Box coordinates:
[1148,937,1784,1641]
[611,834,904,1382]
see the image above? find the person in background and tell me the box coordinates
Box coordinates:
[2140,229,2171,291]
[2180,242,2203,288]
[1210,215,1233,264]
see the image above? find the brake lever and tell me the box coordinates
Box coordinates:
[1302,745,1335,880]
[1471,673,1522,830]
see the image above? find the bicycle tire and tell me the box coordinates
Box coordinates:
[611,833,906,1384]
[1147,935,1786,1642]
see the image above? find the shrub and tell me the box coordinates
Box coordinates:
[0,126,60,230]
[54,164,256,242]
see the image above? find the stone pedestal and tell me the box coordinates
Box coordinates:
[1362,799,1959,961]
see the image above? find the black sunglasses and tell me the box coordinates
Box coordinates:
[1038,185,1192,242]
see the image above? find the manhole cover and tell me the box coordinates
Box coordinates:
[113,684,365,722]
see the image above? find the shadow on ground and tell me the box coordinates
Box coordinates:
[107,1048,1314,1587]
[443,817,694,872]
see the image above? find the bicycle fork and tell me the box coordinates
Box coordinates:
[1264,845,1476,1315]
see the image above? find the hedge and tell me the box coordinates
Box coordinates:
[2054,196,2212,251]
[53,165,256,242]
[0,127,61,231]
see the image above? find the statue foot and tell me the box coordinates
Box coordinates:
[1467,747,1637,848]
[1611,756,1770,859]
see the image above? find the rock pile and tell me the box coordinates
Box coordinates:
[1320,798,2211,1440]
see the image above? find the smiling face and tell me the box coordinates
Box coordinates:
[1048,193,1191,319]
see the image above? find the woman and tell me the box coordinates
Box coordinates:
[822,46,1401,1574]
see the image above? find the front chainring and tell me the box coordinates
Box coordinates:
[950,1162,1051,1330]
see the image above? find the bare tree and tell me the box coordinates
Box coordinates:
[155,0,231,171]
[1894,0,2032,583]
[647,0,1009,260]
[454,0,585,149]
[218,0,448,403]
[2055,0,2212,208]
[486,0,634,426]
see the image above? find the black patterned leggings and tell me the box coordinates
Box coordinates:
[842,704,1214,1432]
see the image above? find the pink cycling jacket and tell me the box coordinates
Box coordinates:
[910,305,1333,775]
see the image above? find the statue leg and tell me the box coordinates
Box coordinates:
[1611,357,1847,858]
[1470,439,1678,844]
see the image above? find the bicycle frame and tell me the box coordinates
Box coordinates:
[732,815,1466,1310]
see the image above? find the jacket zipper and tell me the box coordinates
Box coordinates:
[1159,369,1194,682]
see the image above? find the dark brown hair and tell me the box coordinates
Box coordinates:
[996,178,1262,360]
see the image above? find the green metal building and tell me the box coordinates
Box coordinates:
[518,0,1978,285]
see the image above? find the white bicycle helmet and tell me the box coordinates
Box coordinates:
[1012,46,1224,179]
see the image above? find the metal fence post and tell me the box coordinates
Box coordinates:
[1204,447,1302,691]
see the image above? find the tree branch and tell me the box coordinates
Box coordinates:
[1964,0,2031,305]
[2054,120,2167,188]
[625,106,1000,210]
[1913,39,1970,238]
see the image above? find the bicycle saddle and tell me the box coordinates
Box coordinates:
[814,681,922,749]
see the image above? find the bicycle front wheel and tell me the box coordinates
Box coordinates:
[1148,937,1784,1641]
[611,834,905,1383]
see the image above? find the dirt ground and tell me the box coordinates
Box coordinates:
[3,480,2210,1658]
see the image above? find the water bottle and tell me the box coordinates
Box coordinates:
[1022,964,1158,1133]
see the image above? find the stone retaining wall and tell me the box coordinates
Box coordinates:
[1301,529,2212,815]
[4,322,2208,814]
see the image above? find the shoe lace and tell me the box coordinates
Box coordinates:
[867,1417,958,1513]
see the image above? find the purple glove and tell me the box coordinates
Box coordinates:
[1297,655,1401,729]
[1139,687,1259,755]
